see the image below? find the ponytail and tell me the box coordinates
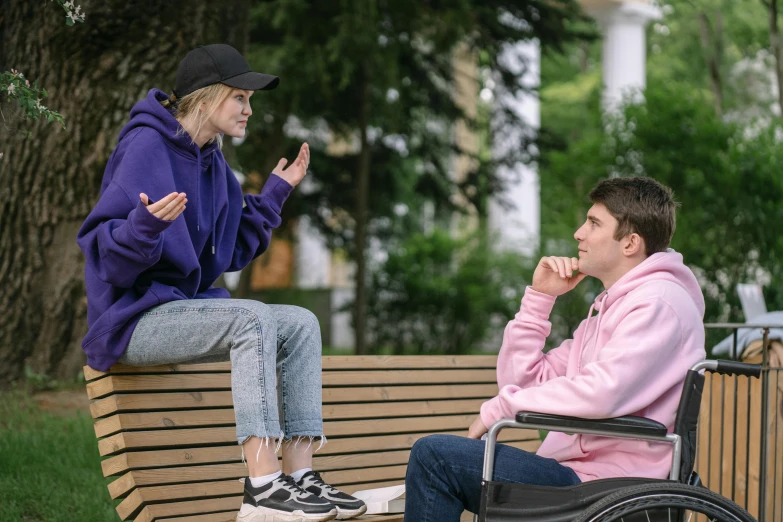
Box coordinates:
[160,92,178,111]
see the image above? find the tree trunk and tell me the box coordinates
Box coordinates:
[0,1,227,387]
[769,0,783,117]
[353,71,372,355]
[698,11,724,117]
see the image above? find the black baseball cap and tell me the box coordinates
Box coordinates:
[173,44,279,98]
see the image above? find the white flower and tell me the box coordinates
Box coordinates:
[7,84,15,94]
[0,153,4,159]
[64,1,74,9]
[75,5,82,15]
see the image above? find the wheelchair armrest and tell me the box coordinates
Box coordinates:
[515,411,668,437]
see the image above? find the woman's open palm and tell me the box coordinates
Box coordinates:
[273,142,310,187]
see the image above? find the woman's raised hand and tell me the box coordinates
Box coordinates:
[272,142,310,187]
[140,192,187,221]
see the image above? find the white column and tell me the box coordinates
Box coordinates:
[295,216,331,288]
[590,2,661,111]
[489,40,541,255]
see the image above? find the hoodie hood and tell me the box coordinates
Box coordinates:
[119,88,220,160]
[596,249,706,318]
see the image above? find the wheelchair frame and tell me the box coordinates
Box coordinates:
[477,359,762,522]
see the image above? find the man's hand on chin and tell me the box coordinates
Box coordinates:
[467,415,488,439]
[531,256,587,297]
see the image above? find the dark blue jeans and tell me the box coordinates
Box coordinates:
[404,434,581,522]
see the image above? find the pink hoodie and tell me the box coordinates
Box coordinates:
[479,250,706,481]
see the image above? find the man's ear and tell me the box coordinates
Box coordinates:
[623,233,645,257]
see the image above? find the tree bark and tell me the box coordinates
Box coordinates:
[353,70,371,355]
[0,1,227,386]
[769,0,783,116]
[698,11,724,117]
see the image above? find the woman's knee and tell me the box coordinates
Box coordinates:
[231,300,275,337]
[277,305,321,338]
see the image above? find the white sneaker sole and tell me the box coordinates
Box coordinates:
[236,503,337,522]
[335,504,368,520]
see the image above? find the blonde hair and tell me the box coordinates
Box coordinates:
[161,83,235,147]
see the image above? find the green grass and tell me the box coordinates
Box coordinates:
[0,390,116,522]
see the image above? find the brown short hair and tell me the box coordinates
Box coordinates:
[589,177,678,256]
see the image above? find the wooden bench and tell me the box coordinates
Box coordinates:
[84,355,542,522]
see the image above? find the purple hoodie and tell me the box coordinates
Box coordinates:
[77,88,293,371]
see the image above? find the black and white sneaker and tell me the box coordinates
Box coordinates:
[236,474,337,522]
[296,471,367,520]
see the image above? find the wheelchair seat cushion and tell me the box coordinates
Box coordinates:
[480,477,675,522]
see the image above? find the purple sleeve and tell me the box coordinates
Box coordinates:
[77,182,173,288]
[228,174,294,271]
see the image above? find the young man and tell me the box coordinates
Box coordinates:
[403,177,706,521]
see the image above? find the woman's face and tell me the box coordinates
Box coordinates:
[207,89,253,139]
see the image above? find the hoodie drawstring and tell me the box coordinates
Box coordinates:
[579,292,608,371]
[211,171,216,255]
[196,148,216,255]
[196,149,201,234]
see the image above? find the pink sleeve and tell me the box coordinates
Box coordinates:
[496,287,580,389]
[481,298,693,429]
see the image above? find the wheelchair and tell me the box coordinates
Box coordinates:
[477,359,762,521]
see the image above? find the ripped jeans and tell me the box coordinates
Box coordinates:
[120,299,324,447]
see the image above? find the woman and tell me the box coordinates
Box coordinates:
[77,44,366,522]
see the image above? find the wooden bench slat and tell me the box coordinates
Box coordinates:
[94,410,235,438]
[151,511,237,522]
[90,391,234,419]
[98,411,478,440]
[326,369,496,386]
[101,433,538,476]
[83,355,498,382]
[107,439,542,499]
[112,464,409,501]
[90,387,498,419]
[95,399,488,437]
[324,398,485,419]
[130,495,241,522]
[99,414,487,455]
[99,427,236,456]
[109,454,416,498]
[100,426,540,457]
[88,370,497,399]
[144,510,405,522]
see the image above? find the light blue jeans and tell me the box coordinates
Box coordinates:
[120,299,324,445]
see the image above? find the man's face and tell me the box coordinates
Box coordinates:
[574,203,625,279]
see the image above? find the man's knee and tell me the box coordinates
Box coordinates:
[410,434,453,469]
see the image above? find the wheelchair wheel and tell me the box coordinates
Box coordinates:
[574,482,756,522]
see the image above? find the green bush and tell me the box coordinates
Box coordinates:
[366,229,533,354]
